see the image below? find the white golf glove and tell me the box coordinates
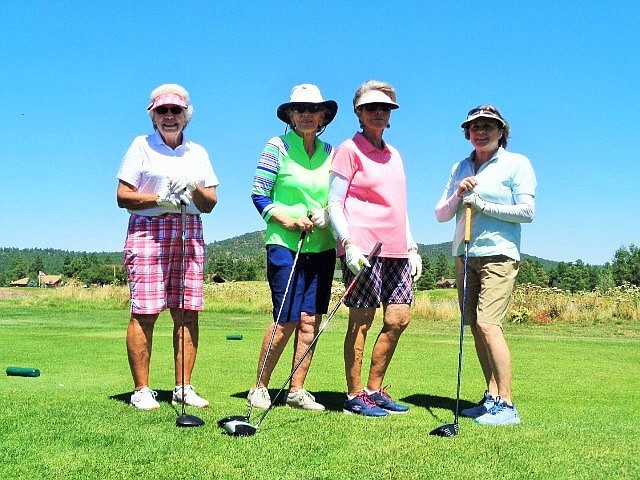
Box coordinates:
[309,208,330,228]
[409,251,422,282]
[345,244,370,274]
[462,191,487,212]
[156,178,180,210]
[170,176,197,194]
[170,176,196,206]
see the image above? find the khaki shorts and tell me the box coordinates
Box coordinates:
[455,255,519,329]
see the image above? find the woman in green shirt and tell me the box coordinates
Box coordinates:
[247,84,338,411]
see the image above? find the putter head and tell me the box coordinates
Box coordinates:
[429,423,459,437]
[218,415,257,437]
[176,413,205,428]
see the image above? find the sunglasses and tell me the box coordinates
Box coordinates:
[154,106,184,115]
[292,104,322,114]
[361,103,392,112]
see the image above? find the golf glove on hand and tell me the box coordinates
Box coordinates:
[345,244,370,274]
[462,191,487,212]
[309,208,330,228]
[409,251,422,282]
[156,179,180,210]
[170,176,197,194]
[175,190,193,206]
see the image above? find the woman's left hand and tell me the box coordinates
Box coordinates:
[308,208,329,228]
[409,251,422,281]
[462,191,487,212]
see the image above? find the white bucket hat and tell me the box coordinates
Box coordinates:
[277,84,338,126]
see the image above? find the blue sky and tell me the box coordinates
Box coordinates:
[1,1,638,265]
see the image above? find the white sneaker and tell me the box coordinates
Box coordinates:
[172,385,209,408]
[130,387,160,410]
[286,389,325,411]
[247,386,271,409]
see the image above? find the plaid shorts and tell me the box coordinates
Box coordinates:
[124,214,205,315]
[340,256,413,308]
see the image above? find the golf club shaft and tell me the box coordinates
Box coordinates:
[180,203,187,416]
[249,230,307,420]
[254,242,382,430]
[454,205,472,424]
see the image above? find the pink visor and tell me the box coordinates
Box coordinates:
[147,93,188,110]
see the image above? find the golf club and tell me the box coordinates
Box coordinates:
[219,242,383,436]
[176,203,205,428]
[218,230,308,436]
[430,204,472,437]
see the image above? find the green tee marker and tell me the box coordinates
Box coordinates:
[6,366,40,377]
[226,334,243,340]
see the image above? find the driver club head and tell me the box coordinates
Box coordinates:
[429,423,459,437]
[218,415,257,437]
[176,413,205,428]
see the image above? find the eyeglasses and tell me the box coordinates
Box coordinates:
[154,106,184,115]
[361,103,392,112]
[292,104,322,114]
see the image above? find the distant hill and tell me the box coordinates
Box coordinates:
[207,230,266,260]
[205,231,559,269]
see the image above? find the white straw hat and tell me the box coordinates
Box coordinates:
[276,84,338,126]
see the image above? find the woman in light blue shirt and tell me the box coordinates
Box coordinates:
[435,104,536,426]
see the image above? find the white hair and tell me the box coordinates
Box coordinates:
[147,83,194,125]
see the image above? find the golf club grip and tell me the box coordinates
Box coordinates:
[367,242,383,262]
[464,204,472,243]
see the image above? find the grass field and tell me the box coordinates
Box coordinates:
[1,285,639,479]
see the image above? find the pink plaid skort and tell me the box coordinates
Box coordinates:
[124,213,205,315]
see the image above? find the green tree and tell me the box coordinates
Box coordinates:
[612,245,640,286]
[434,252,453,282]
[415,255,436,290]
[597,263,615,292]
[78,264,115,286]
[8,255,29,282]
[30,255,45,278]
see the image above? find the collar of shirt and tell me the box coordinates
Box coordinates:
[467,146,504,172]
[149,129,189,154]
[353,131,391,155]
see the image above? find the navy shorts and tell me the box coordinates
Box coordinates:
[340,256,413,308]
[266,245,336,322]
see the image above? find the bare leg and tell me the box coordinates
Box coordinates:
[366,303,411,392]
[344,307,376,396]
[254,321,296,388]
[471,322,512,403]
[126,313,159,389]
[289,313,322,392]
[171,308,199,386]
[470,324,497,396]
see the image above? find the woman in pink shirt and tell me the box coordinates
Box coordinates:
[328,80,422,417]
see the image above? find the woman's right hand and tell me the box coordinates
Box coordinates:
[456,176,478,197]
[279,213,314,234]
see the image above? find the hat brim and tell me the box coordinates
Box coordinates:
[147,93,189,111]
[461,112,506,128]
[354,90,399,110]
[277,100,338,127]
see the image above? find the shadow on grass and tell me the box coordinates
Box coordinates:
[110,389,176,409]
[400,393,476,421]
